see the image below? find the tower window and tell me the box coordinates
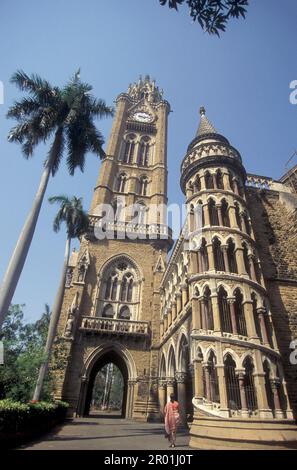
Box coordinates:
[138,137,151,166]
[116,173,127,193]
[139,176,149,196]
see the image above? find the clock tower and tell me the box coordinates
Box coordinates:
[53,76,172,421]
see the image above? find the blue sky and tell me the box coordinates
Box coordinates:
[0,0,297,322]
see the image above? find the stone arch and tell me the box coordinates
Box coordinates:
[77,342,137,418]
[222,348,240,368]
[167,345,177,377]
[176,332,189,372]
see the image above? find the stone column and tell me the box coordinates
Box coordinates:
[203,203,210,226]
[158,380,167,416]
[228,298,238,334]
[164,314,168,332]
[200,174,206,191]
[229,205,237,229]
[192,297,201,330]
[175,372,188,426]
[257,307,270,346]
[211,294,221,332]
[193,357,204,402]
[206,243,215,270]
[200,297,207,330]
[166,378,175,402]
[236,247,247,275]
[221,244,229,272]
[270,379,283,418]
[253,372,273,418]
[181,284,188,308]
[168,307,172,327]
[176,292,182,315]
[237,370,248,416]
[171,302,177,322]
[197,249,202,273]
[189,251,198,275]
[243,300,258,339]
[203,363,211,401]
[232,177,239,196]
[76,376,89,417]
[248,255,257,281]
[223,172,231,190]
[216,365,229,416]
[212,173,217,189]
[160,320,164,338]
[217,204,223,226]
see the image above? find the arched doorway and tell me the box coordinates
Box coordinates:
[90,363,124,416]
[177,335,193,425]
[83,351,128,418]
[77,343,138,418]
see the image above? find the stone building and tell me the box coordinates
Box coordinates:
[52,77,297,449]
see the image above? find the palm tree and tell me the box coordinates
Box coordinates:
[0,70,113,329]
[33,195,89,400]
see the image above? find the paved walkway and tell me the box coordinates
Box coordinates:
[20,413,190,450]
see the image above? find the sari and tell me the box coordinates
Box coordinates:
[164,400,180,435]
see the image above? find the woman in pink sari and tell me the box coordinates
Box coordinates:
[164,393,180,448]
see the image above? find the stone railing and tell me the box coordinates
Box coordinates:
[80,316,150,337]
[246,173,274,189]
[87,217,172,241]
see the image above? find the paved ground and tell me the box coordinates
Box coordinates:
[20,412,190,450]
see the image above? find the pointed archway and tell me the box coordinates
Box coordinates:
[76,343,137,418]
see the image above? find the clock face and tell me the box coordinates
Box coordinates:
[132,111,153,123]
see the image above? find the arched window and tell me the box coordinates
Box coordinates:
[218,286,232,333]
[213,237,225,271]
[251,293,262,340]
[139,176,149,196]
[242,243,250,276]
[234,202,242,230]
[208,351,220,402]
[221,199,230,227]
[205,171,214,189]
[194,176,201,193]
[123,134,136,164]
[120,273,134,302]
[208,199,219,226]
[200,238,209,271]
[116,173,127,193]
[105,272,118,300]
[227,239,238,273]
[204,286,214,330]
[263,360,275,412]
[119,306,131,320]
[234,288,247,336]
[102,304,114,318]
[243,357,258,411]
[216,170,224,189]
[111,198,124,222]
[224,354,241,410]
[137,136,150,166]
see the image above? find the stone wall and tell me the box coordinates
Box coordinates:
[246,187,297,416]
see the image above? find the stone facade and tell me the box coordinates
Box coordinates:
[51,78,297,448]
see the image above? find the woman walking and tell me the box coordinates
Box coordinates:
[164,393,180,448]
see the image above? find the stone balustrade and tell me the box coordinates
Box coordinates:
[80,316,150,337]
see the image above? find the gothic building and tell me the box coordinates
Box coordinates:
[53,77,297,449]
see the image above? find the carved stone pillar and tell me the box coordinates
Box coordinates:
[211,294,221,332]
[181,284,188,308]
[237,370,248,415]
[270,379,283,417]
[212,173,217,189]
[176,292,182,314]
[193,357,204,402]
[197,249,202,273]
[216,365,229,415]
[166,378,175,402]
[229,205,237,229]
[257,307,269,346]
[200,174,206,190]
[76,376,89,417]
[171,302,177,322]
[206,243,215,270]
[203,363,211,401]
[236,247,247,275]
[200,297,207,330]
[248,255,257,281]
[164,314,168,332]
[232,177,239,196]
[228,297,238,334]
[160,320,164,338]
[158,379,167,415]
[203,203,210,226]
[168,307,172,327]
[189,250,198,275]
[192,297,201,330]
[223,172,231,190]
[221,244,229,272]
[243,300,258,339]
[175,371,188,426]
[217,203,223,226]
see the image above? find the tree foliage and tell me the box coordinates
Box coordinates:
[0,304,52,402]
[159,0,249,36]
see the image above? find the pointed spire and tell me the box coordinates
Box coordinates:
[196,106,217,137]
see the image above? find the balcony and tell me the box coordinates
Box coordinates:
[80,316,150,339]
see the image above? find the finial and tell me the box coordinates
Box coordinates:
[200,106,206,116]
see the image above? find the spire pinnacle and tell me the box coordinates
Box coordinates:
[196,105,217,137]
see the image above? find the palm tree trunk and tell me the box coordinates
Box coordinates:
[0,151,56,329]
[33,236,71,401]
